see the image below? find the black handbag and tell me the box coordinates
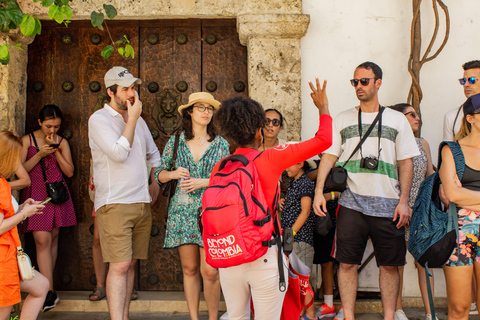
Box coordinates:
[315,211,333,237]
[160,134,180,203]
[325,107,384,192]
[31,134,70,204]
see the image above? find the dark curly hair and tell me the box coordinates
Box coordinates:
[357,61,383,80]
[213,96,265,149]
[181,106,216,142]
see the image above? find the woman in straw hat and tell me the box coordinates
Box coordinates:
[155,92,229,320]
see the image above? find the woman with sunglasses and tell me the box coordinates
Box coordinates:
[388,104,435,320]
[259,109,286,151]
[210,78,331,320]
[0,130,49,320]
[441,93,480,320]
[155,92,229,320]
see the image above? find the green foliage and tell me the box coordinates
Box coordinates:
[10,315,19,320]
[1,0,129,64]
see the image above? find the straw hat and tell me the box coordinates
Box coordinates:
[177,92,221,115]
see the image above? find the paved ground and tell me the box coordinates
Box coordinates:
[33,307,479,320]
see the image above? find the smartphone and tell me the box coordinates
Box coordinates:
[50,143,60,148]
[40,198,52,205]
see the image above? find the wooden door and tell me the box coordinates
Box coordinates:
[25,19,247,290]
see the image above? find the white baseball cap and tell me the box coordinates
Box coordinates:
[104,66,142,88]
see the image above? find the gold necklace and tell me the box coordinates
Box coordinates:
[192,134,207,146]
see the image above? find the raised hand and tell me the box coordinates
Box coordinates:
[308,78,329,116]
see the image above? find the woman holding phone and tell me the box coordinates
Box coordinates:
[0,130,49,320]
[20,104,76,312]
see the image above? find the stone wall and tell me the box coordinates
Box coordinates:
[1,0,309,141]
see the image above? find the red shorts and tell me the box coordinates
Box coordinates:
[0,244,21,307]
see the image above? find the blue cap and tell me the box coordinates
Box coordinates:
[463,93,480,115]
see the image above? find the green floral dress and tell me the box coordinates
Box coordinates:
[155,133,229,248]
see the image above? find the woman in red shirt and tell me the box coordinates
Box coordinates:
[210,80,331,320]
[0,130,49,320]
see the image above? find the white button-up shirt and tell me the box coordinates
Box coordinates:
[88,104,161,210]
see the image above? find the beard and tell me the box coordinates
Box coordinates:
[113,95,128,110]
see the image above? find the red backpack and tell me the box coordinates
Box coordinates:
[201,151,279,267]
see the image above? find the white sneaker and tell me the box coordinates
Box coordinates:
[424,314,439,320]
[471,302,479,315]
[394,309,409,320]
[220,311,229,319]
[333,306,344,320]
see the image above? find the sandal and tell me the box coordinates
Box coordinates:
[89,287,106,301]
[131,289,138,301]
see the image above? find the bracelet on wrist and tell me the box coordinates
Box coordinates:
[22,211,28,221]
[331,191,335,201]
[292,230,296,236]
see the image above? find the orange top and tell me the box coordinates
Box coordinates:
[0,177,21,247]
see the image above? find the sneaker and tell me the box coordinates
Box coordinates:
[333,306,344,320]
[42,290,59,312]
[220,311,229,319]
[316,303,336,319]
[471,302,479,315]
[394,309,409,320]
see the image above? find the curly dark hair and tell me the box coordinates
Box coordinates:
[181,106,216,142]
[357,61,383,80]
[213,96,265,148]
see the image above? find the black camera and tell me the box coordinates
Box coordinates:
[360,156,379,170]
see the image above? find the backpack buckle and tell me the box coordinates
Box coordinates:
[253,211,271,227]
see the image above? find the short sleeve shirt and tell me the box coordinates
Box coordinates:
[281,174,315,246]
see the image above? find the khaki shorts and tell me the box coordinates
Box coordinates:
[96,203,152,263]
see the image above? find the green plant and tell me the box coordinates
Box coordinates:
[0,0,132,65]
[10,315,19,320]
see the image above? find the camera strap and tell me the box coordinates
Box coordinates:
[341,106,384,168]
[358,105,384,159]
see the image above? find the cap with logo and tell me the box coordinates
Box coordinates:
[104,67,142,88]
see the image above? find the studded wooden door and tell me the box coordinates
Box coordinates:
[25,19,247,291]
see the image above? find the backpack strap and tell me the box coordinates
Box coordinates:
[438,141,465,180]
[218,154,250,170]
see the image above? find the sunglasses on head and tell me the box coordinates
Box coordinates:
[459,77,478,85]
[404,111,418,118]
[350,78,376,87]
[265,118,282,127]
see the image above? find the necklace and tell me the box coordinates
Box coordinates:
[192,134,207,146]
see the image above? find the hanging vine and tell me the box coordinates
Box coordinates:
[407,0,450,125]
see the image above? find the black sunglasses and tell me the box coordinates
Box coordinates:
[459,77,478,85]
[265,118,281,127]
[350,78,376,87]
[404,111,418,118]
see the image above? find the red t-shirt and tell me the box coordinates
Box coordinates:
[211,114,332,210]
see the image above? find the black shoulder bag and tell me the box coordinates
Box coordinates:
[325,106,384,191]
[31,134,70,204]
[160,133,180,204]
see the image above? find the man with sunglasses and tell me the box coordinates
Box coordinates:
[311,62,419,320]
[443,60,480,141]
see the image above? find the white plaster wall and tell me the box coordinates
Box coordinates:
[301,0,480,298]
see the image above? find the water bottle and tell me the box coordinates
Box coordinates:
[177,176,190,205]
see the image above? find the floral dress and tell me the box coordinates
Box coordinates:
[155,133,229,248]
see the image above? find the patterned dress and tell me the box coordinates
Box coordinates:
[20,135,76,232]
[155,133,229,248]
[406,138,427,240]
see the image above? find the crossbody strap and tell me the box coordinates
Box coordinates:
[170,133,180,171]
[30,134,48,183]
[342,106,384,168]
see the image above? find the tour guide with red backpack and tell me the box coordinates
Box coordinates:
[201,80,332,320]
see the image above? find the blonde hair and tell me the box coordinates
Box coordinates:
[454,116,472,142]
[0,130,22,179]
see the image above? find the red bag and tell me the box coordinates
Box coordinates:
[201,151,276,268]
[281,252,313,320]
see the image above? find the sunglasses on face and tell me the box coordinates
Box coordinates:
[265,118,282,127]
[459,77,478,85]
[350,78,375,87]
[194,105,215,113]
[404,111,418,118]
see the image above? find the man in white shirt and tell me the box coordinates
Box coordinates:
[88,67,160,320]
[311,62,419,320]
[443,60,480,141]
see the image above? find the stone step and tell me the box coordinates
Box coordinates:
[43,292,447,313]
